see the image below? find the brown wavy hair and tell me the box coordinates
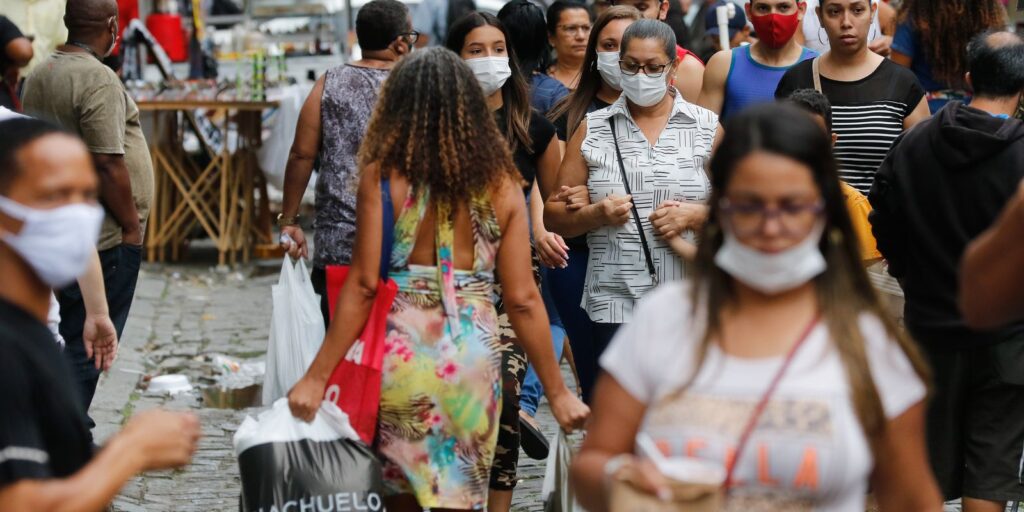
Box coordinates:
[548,6,640,141]
[898,0,1007,88]
[688,104,930,450]
[358,48,520,204]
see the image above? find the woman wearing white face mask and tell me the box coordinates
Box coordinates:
[546,19,722,373]
[571,103,943,511]
[543,6,640,406]
[446,14,573,512]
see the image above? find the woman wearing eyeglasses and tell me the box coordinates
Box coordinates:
[571,103,942,512]
[547,1,592,89]
[546,19,722,386]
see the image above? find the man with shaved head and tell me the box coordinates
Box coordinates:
[870,30,1024,512]
[20,0,153,442]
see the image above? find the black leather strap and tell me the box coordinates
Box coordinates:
[608,117,658,284]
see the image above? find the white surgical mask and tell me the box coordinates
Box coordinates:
[596,52,622,90]
[620,71,668,107]
[714,222,827,295]
[0,196,104,289]
[466,56,511,97]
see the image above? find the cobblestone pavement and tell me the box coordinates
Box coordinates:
[95,262,572,512]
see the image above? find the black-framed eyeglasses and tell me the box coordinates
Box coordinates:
[398,31,420,45]
[719,198,825,237]
[619,60,671,78]
[558,24,592,35]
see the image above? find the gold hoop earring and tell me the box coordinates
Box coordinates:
[829,227,844,246]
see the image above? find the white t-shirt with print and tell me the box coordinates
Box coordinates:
[600,281,925,511]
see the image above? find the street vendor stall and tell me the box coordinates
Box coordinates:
[138,93,278,265]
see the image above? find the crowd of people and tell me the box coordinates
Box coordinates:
[2,0,1024,511]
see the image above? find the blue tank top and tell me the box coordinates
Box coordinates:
[722,45,817,120]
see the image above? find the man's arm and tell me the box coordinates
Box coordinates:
[4,37,32,68]
[78,84,140,244]
[91,153,141,245]
[868,145,909,278]
[0,410,200,512]
[961,181,1024,329]
[695,49,730,115]
[279,76,325,259]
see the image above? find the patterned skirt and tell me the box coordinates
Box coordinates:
[377,264,503,510]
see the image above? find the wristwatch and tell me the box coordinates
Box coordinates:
[276,213,299,227]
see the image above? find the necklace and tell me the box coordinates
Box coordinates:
[66,41,101,60]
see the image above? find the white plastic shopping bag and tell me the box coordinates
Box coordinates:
[262,257,325,405]
[543,430,579,512]
[234,399,385,512]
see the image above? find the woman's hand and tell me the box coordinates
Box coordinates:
[536,230,570,269]
[649,200,707,238]
[615,456,674,502]
[555,185,592,211]
[287,374,328,423]
[548,387,591,432]
[593,194,633,227]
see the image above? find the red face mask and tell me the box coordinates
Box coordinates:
[750,11,801,49]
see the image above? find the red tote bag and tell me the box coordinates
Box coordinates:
[322,179,397,445]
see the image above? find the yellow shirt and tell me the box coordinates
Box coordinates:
[842,182,883,262]
[0,0,68,76]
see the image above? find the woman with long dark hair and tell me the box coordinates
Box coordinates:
[892,0,1007,113]
[571,103,942,511]
[498,0,569,115]
[546,20,720,401]
[286,48,588,512]
[445,13,570,512]
[547,1,592,89]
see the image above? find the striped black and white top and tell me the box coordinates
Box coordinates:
[776,58,925,194]
[580,91,717,324]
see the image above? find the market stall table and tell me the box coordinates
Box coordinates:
[137,97,279,265]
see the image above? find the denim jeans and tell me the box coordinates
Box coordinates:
[520,265,567,416]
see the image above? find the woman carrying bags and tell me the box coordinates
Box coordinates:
[286,48,588,512]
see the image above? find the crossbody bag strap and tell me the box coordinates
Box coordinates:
[607,117,659,284]
[723,313,821,491]
[811,56,823,94]
[379,178,395,279]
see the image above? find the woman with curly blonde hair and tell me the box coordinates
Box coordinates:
[286,47,588,512]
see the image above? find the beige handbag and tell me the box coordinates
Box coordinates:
[608,314,822,512]
[609,465,724,512]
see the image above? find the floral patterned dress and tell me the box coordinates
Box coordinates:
[377,186,503,510]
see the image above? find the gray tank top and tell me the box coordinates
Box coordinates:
[313,64,390,268]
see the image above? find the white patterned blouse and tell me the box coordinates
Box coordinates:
[580,90,718,324]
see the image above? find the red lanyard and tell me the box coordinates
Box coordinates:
[723,313,821,491]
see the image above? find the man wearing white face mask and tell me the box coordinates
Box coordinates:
[0,117,202,512]
[21,0,153,440]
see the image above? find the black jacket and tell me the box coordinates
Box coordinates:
[870,101,1024,346]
